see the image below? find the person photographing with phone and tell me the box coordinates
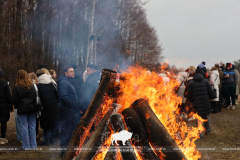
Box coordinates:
[222,63,238,110]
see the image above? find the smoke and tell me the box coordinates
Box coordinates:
[26,0,133,73]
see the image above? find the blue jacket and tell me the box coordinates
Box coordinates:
[57,75,78,112]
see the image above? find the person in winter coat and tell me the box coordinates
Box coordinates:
[57,66,78,157]
[36,69,60,145]
[13,70,37,150]
[0,69,13,144]
[232,65,240,104]
[215,63,223,111]
[209,67,220,113]
[79,64,101,116]
[176,67,188,116]
[222,63,238,110]
[69,64,84,129]
[185,68,213,139]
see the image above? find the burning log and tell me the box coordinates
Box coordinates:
[63,69,117,160]
[110,114,137,160]
[131,99,187,160]
[122,108,160,160]
[75,104,121,160]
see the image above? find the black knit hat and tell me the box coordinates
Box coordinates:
[201,61,206,65]
[0,69,4,79]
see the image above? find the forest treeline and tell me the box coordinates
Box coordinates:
[0,0,163,86]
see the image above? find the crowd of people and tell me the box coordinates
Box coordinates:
[0,64,100,157]
[0,61,239,156]
[161,61,239,139]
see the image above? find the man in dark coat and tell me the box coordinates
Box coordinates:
[57,66,78,157]
[69,64,84,129]
[222,63,238,110]
[185,68,213,139]
[79,64,101,116]
[0,69,13,144]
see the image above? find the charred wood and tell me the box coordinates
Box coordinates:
[75,104,121,160]
[131,99,187,160]
[122,108,160,160]
[110,114,137,160]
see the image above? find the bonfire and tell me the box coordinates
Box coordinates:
[63,66,206,160]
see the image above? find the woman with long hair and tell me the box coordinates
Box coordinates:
[0,69,13,144]
[13,70,37,150]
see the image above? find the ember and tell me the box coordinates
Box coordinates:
[64,66,205,160]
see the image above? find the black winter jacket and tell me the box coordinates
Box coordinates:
[79,71,101,113]
[13,85,36,114]
[0,80,13,123]
[185,73,213,115]
[37,83,60,128]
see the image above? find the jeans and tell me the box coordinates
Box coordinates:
[59,109,75,157]
[18,113,37,150]
[43,126,59,145]
[14,109,22,141]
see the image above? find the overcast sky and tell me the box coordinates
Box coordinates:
[144,0,240,69]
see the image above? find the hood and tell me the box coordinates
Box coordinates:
[193,73,204,81]
[37,74,52,84]
[57,75,72,85]
[210,70,219,76]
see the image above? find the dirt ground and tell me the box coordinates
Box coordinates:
[0,104,240,160]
